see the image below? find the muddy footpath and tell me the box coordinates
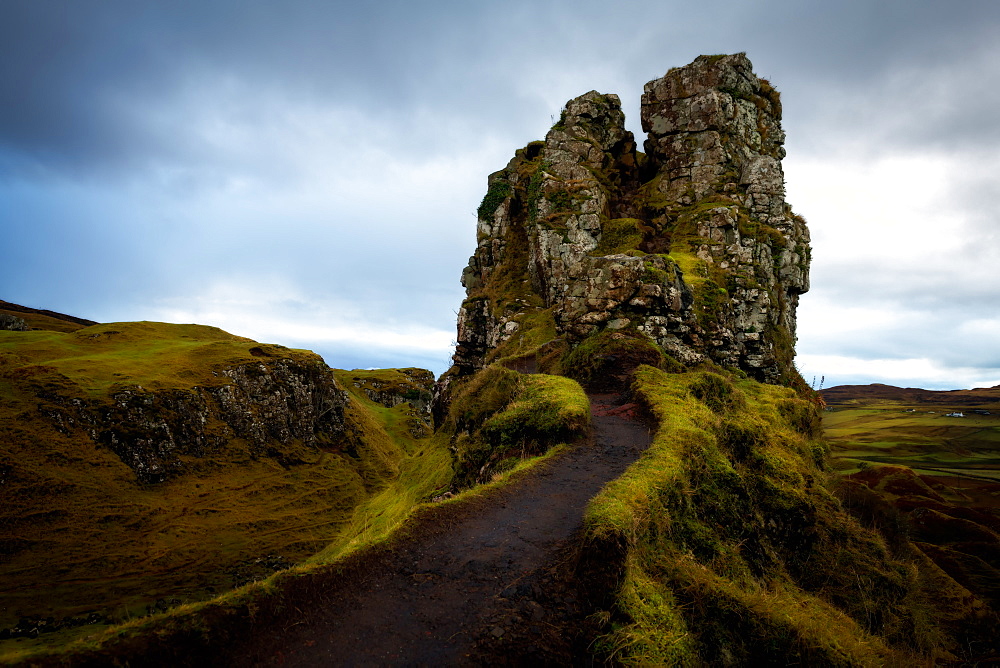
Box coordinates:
[201,394,649,666]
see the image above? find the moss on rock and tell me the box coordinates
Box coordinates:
[562,329,678,392]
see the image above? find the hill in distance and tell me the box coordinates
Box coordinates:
[820,381,1000,653]
[822,383,1000,406]
[0,300,97,333]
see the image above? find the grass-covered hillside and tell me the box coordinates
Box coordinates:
[0,301,594,664]
[5,296,998,665]
[582,366,999,665]
[823,403,1000,482]
[0,314,447,655]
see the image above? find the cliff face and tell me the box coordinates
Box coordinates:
[13,326,354,485]
[453,54,809,384]
[83,355,350,483]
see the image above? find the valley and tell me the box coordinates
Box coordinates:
[821,385,1000,639]
[0,309,452,656]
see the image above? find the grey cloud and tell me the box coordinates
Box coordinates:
[811,263,1000,315]
[783,35,1000,158]
[0,0,497,172]
[4,0,1000,384]
[813,322,988,366]
[6,0,995,181]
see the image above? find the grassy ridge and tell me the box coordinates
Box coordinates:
[0,322,275,396]
[0,322,448,658]
[584,366,976,665]
[0,357,587,665]
[0,321,591,663]
[11,310,995,664]
[0,303,95,334]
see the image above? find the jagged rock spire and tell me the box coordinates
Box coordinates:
[450,53,810,385]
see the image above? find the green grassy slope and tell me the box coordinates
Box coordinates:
[0,329,590,664]
[440,364,590,488]
[3,321,272,395]
[821,400,1000,655]
[583,366,996,665]
[0,321,448,656]
[6,303,996,665]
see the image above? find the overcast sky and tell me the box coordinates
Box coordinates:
[3,0,999,390]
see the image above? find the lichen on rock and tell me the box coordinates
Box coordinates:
[449,53,810,387]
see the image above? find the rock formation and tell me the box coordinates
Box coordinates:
[451,53,810,385]
[24,333,352,484]
[0,314,28,331]
[93,355,349,483]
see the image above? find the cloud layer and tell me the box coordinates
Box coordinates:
[3,0,999,386]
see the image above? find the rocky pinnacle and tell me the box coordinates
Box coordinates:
[452,53,810,384]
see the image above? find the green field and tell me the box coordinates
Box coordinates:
[823,406,1000,483]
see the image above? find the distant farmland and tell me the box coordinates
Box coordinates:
[821,385,1000,508]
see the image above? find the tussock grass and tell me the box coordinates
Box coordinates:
[446,365,590,487]
[562,328,677,392]
[482,374,590,444]
[585,366,961,665]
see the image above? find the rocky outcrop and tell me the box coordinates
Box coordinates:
[341,368,435,438]
[0,314,28,331]
[35,353,349,483]
[451,54,810,385]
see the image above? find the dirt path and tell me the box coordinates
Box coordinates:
[225,393,650,666]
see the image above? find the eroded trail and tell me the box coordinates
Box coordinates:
[228,394,650,667]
